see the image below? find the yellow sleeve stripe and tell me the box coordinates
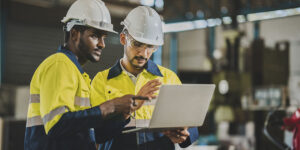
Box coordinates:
[125,119,151,127]
[27,107,67,134]
[29,94,91,107]
[26,115,43,127]
[29,94,40,103]
[27,106,68,128]
[42,106,68,125]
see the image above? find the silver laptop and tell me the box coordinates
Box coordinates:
[122,84,215,134]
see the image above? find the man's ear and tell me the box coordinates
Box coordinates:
[120,33,126,46]
[70,28,80,41]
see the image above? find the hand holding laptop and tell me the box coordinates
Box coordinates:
[163,127,190,144]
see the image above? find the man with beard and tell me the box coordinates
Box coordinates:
[24,1,158,150]
[90,6,199,150]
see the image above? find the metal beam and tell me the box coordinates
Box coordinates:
[208,27,215,57]
[254,21,260,39]
[169,33,178,73]
[11,0,54,8]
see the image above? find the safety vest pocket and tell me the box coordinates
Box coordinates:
[105,86,123,100]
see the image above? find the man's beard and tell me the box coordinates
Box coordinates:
[78,38,97,63]
[129,56,148,69]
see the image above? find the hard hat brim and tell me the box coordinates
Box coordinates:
[62,18,118,34]
[130,34,163,46]
[90,25,118,34]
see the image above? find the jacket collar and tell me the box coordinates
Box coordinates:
[57,46,84,74]
[107,59,163,80]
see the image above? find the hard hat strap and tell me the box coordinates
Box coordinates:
[65,19,114,32]
[65,20,86,32]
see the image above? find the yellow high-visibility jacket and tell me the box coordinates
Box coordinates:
[91,60,199,150]
[91,60,181,120]
[24,47,122,150]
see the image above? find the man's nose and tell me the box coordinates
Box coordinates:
[136,48,149,56]
[97,37,105,49]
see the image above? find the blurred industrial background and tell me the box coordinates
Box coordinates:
[0,0,300,149]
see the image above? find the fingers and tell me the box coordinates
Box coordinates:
[111,95,135,117]
[144,79,161,87]
[138,79,162,99]
[176,128,190,137]
[163,129,189,144]
[147,80,162,94]
[172,135,187,143]
[168,134,187,143]
[134,79,161,109]
[141,79,161,90]
[132,100,137,106]
[101,94,150,120]
[133,99,145,108]
[119,95,135,110]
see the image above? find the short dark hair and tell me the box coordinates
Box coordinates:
[121,28,128,35]
[63,25,88,43]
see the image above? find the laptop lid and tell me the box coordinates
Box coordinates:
[149,84,215,128]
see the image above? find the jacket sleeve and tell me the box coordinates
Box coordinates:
[39,61,104,138]
[94,118,130,143]
[90,71,108,107]
[179,127,199,148]
[47,106,103,138]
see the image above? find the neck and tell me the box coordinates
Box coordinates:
[121,58,143,76]
[65,43,87,66]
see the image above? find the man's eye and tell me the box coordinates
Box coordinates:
[91,34,98,39]
[133,41,142,47]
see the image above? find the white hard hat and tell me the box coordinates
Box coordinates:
[61,0,117,34]
[121,6,163,46]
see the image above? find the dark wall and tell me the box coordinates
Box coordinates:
[2,1,124,85]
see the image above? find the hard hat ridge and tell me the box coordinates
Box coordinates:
[121,6,164,46]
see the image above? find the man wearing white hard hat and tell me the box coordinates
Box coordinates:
[91,6,199,150]
[23,0,156,150]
